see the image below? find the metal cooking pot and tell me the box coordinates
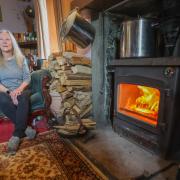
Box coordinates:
[120,18,157,58]
[60,9,95,49]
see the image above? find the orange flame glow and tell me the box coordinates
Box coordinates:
[129,86,159,117]
[117,84,160,127]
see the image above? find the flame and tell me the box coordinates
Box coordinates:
[117,84,160,126]
[129,86,160,117]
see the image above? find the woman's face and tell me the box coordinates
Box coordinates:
[0,32,13,53]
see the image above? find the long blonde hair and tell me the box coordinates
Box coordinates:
[0,29,24,67]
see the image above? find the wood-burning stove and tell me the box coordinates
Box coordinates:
[110,57,180,160]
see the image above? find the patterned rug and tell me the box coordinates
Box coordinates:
[0,131,108,180]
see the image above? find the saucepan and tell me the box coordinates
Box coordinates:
[60,9,95,49]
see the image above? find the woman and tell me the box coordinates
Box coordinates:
[0,29,36,154]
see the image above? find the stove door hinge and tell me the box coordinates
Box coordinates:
[164,89,172,97]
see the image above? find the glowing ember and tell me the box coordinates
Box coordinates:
[129,86,160,117]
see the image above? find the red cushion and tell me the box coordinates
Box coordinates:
[0,118,49,143]
[0,120,14,143]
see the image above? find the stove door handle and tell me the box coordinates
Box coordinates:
[164,88,172,97]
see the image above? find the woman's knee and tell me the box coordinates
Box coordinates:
[0,92,11,106]
[17,90,31,102]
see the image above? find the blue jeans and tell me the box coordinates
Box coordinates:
[0,90,31,138]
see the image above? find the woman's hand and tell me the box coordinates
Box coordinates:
[10,94,18,105]
[11,87,23,96]
[10,87,23,105]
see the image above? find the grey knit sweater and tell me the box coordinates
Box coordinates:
[0,58,31,91]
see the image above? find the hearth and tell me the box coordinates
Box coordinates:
[110,57,180,159]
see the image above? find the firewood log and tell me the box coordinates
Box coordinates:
[71,65,92,75]
[67,86,92,92]
[49,61,58,69]
[80,104,92,118]
[76,99,92,109]
[48,52,62,60]
[63,97,75,108]
[54,64,61,70]
[62,74,91,80]
[69,56,91,66]
[57,70,72,76]
[61,65,71,71]
[54,124,80,132]
[72,104,81,114]
[61,90,73,101]
[50,80,59,90]
[74,91,92,101]
[54,72,61,79]
[56,85,67,93]
[56,57,67,66]
[59,107,65,116]
[81,118,96,125]
[54,118,96,130]
[63,51,80,59]
[50,70,57,77]
[61,79,92,86]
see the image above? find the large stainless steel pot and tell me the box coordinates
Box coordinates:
[60,9,95,49]
[120,18,157,58]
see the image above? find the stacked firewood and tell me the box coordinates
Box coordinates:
[48,52,96,134]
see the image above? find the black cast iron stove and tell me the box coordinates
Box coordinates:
[110,57,180,160]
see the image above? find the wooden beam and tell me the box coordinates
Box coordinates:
[71,0,124,11]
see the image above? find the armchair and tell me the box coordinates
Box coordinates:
[29,69,52,121]
[0,69,52,141]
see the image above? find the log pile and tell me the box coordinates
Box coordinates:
[48,52,96,133]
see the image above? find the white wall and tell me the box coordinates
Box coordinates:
[0,0,33,33]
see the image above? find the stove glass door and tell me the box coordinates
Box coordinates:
[117,84,160,127]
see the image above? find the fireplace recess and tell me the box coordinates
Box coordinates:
[109,57,180,159]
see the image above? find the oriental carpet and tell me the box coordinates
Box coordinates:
[0,130,108,180]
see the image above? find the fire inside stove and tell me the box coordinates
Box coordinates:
[117,84,160,127]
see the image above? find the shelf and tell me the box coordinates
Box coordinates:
[104,0,161,16]
[18,41,37,49]
[71,0,123,12]
[108,57,180,67]
[71,0,161,17]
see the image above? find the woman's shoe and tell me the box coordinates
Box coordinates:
[7,136,20,155]
[25,126,36,139]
